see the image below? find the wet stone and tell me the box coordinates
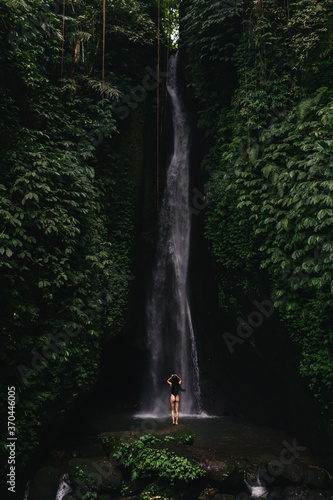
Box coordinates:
[303,467,330,488]
[198,487,221,499]
[68,457,123,494]
[28,466,60,500]
[207,460,235,483]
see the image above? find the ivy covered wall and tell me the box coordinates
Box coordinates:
[181,0,333,442]
[0,0,161,484]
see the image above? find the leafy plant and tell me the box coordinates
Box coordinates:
[75,466,99,498]
[112,434,205,485]
[182,0,333,429]
[0,0,160,485]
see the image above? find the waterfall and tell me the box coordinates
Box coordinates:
[55,474,73,500]
[144,52,202,416]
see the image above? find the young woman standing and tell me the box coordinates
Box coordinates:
[167,373,184,425]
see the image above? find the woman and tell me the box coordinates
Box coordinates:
[167,373,184,425]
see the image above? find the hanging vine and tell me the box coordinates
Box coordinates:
[60,0,66,99]
[156,0,161,209]
[102,0,106,106]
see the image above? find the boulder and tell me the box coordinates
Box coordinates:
[214,494,237,500]
[268,486,284,500]
[198,487,221,499]
[200,459,236,485]
[139,482,175,500]
[98,431,137,455]
[28,466,60,500]
[281,463,304,484]
[198,490,236,500]
[303,467,329,488]
[153,424,195,445]
[258,455,304,485]
[258,455,285,481]
[69,458,122,495]
[282,486,333,500]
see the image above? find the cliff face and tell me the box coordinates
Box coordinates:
[179,0,333,453]
[0,0,161,486]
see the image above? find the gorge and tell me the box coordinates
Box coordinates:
[0,0,333,499]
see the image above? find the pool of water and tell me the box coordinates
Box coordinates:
[70,408,311,462]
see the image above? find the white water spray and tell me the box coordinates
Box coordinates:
[145,52,202,415]
[55,474,73,500]
[245,475,269,498]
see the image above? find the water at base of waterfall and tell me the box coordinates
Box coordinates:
[142,51,202,417]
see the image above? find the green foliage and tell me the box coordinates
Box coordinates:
[98,427,195,456]
[75,466,99,497]
[112,434,205,485]
[82,493,97,500]
[139,482,179,500]
[0,0,158,483]
[182,0,333,424]
[98,434,119,452]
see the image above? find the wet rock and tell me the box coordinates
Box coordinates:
[303,467,330,488]
[139,482,180,500]
[258,455,305,485]
[268,486,284,500]
[214,494,236,500]
[258,455,285,480]
[68,457,123,494]
[281,486,333,500]
[98,431,138,455]
[200,459,236,485]
[282,486,309,500]
[198,487,221,499]
[281,463,304,484]
[73,442,106,458]
[98,424,195,454]
[28,466,60,500]
[156,424,195,445]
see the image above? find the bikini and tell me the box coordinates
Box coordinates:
[171,382,180,396]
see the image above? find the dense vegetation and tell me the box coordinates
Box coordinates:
[73,430,204,500]
[0,0,164,480]
[1,0,333,492]
[182,0,333,432]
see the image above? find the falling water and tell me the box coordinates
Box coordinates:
[22,474,73,500]
[245,475,269,498]
[55,474,73,500]
[145,52,202,416]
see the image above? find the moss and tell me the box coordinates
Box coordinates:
[98,425,195,455]
[156,424,195,445]
[98,431,139,454]
[139,481,188,500]
[28,466,60,500]
[68,458,122,494]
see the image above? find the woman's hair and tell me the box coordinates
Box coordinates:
[171,375,185,392]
